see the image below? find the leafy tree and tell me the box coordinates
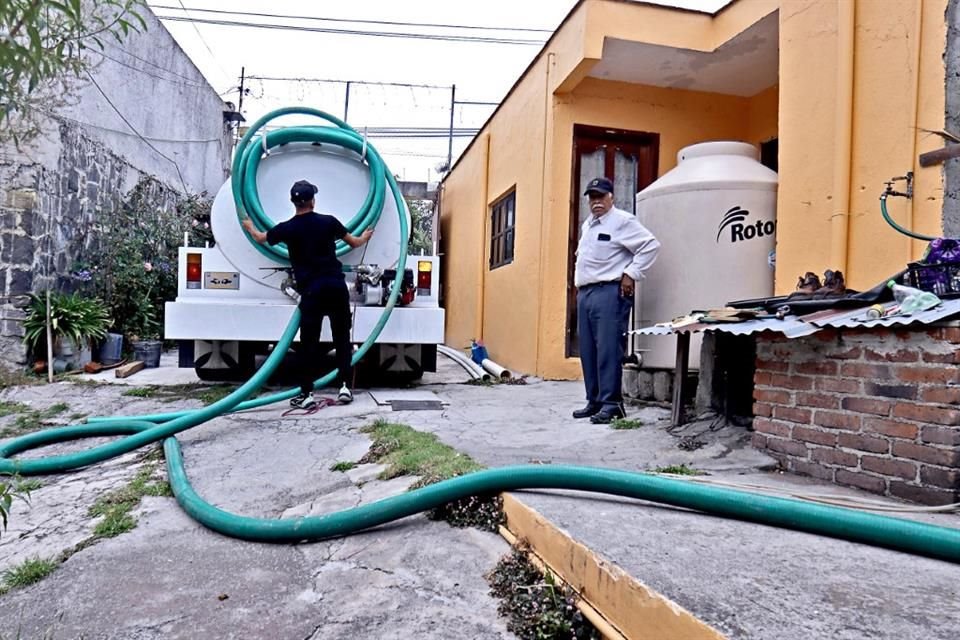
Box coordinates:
[406,197,435,256]
[0,0,146,145]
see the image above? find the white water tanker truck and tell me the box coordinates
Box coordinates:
[163,109,444,382]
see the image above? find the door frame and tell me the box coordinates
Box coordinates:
[565,124,660,358]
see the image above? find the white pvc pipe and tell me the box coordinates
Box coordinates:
[481,358,512,380]
[437,345,490,381]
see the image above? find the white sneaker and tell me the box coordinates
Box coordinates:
[290,392,318,410]
[337,384,353,404]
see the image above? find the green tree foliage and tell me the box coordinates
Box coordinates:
[0,0,147,144]
[406,198,434,256]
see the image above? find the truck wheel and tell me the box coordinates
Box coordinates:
[193,340,256,382]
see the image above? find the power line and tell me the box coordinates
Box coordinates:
[249,75,452,90]
[102,41,199,83]
[173,0,233,82]
[95,49,207,88]
[153,14,547,45]
[149,4,555,34]
[84,70,190,193]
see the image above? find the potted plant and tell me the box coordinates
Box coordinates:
[22,291,111,370]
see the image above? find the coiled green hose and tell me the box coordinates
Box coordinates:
[2,110,960,565]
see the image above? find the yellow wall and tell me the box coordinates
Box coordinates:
[776,0,947,294]
[441,0,784,379]
[440,53,552,374]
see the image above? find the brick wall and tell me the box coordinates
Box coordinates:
[752,327,960,505]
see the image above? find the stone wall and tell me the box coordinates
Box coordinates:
[752,327,960,505]
[0,122,181,367]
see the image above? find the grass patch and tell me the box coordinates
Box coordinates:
[122,387,155,398]
[359,420,502,530]
[652,463,702,476]
[122,384,238,405]
[2,403,70,437]
[88,465,173,539]
[0,401,29,417]
[487,545,599,640]
[330,461,357,472]
[360,419,483,485]
[610,417,645,430]
[1,556,58,593]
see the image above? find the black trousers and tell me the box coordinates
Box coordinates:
[297,280,352,394]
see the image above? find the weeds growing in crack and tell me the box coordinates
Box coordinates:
[1,403,70,437]
[487,544,600,640]
[358,420,505,532]
[0,556,59,595]
[88,464,173,538]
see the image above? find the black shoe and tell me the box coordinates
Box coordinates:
[572,404,601,419]
[590,405,626,424]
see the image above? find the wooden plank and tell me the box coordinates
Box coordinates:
[115,361,145,379]
[672,332,691,427]
[501,493,724,640]
[919,144,960,168]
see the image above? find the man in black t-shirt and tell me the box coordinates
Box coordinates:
[243,180,372,409]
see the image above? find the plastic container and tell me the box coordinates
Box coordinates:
[635,141,778,369]
[99,332,124,365]
[888,281,940,315]
[133,340,162,368]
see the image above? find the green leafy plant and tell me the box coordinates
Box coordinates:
[0,0,147,145]
[21,291,110,360]
[0,477,32,540]
[83,179,212,343]
[330,461,357,472]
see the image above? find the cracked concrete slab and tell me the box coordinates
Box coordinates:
[2,356,959,639]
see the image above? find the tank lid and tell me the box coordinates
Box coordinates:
[636,140,778,202]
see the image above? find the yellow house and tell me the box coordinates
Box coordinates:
[439,0,949,380]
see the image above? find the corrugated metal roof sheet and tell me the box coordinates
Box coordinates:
[805,298,960,329]
[632,316,818,338]
[633,298,960,338]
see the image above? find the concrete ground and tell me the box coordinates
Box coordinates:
[0,352,958,639]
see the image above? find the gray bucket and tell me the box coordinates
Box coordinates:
[133,340,162,368]
[99,333,124,365]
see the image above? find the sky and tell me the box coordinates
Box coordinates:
[146,0,732,183]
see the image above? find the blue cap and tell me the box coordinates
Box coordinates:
[584,177,614,195]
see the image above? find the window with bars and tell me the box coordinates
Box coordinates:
[489,190,516,270]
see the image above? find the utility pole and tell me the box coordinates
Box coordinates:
[447,84,456,171]
[238,66,246,113]
[235,66,246,147]
[344,81,351,122]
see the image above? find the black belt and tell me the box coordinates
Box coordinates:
[579,280,619,289]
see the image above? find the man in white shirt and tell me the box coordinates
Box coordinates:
[573,177,661,424]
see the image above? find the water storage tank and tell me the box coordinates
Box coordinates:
[635,141,777,369]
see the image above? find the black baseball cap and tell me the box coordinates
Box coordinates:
[584,177,614,196]
[290,180,318,203]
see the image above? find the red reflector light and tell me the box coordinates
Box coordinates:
[417,261,432,290]
[186,253,202,283]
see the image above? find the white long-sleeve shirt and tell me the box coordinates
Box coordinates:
[574,206,660,288]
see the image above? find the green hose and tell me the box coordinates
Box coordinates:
[880,193,937,242]
[2,109,960,566]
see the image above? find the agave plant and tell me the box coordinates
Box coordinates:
[22,291,111,358]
